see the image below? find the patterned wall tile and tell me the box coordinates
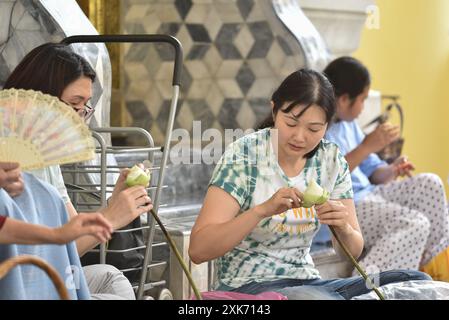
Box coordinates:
[186,43,209,60]
[185,60,211,79]
[175,0,193,20]
[217,79,243,99]
[185,24,211,42]
[214,2,244,23]
[142,46,163,76]
[235,62,255,95]
[188,79,212,99]
[176,100,195,132]
[185,3,210,23]
[234,24,254,58]
[236,0,254,20]
[249,98,271,127]
[218,98,243,129]
[143,85,163,119]
[202,6,222,40]
[205,83,224,116]
[122,0,306,145]
[247,77,279,99]
[203,45,222,76]
[215,23,243,60]
[266,40,287,71]
[236,101,256,130]
[215,60,243,78]
[247,21,274,59]
[188,99,215,130]
[126,100,153,130]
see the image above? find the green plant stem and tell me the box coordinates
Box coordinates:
[149,209,202,300]
[329,226,385,300]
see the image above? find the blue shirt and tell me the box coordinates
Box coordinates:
[325,120,387,202]
[0,173,90,300]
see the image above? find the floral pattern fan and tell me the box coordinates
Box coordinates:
[0,89,95,170]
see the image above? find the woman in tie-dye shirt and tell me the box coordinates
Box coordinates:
[189,69,430,300]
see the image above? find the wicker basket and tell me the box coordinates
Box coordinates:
[0,255,69,300]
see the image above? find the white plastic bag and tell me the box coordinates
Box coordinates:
[352,281,449,300]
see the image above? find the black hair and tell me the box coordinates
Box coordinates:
[3,43,96,99]
[258,68,336,158]
[323,56,370,99]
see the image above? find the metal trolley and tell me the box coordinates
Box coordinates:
[60,34,182,300]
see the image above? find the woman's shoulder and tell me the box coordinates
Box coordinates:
[223,128,270,155]
[230,128,269,146]
[316,139,347,163]
[318,138,342,154]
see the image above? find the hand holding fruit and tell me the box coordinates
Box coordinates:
[104,162,153,230]
[391,156,414,178]
[257,187,303,218]
[303,179,352,234]
[362,122,400,153]
[315,200,352,235]
[301,179,330,208]
[125,164,151,187]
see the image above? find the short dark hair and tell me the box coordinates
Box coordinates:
[323,56,370,99]
[3,43,96,99]
[258,68,336,158]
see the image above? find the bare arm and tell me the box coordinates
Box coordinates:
[67,202,102,256]
[369,156,414,185]
[345,123,400,173]
[69,184,153,257]
[344,144,372,172]
[0,218,62,244]
[369,165,395,185]
[189,186,266,264]
[0,214,112,245]
[189,186,303,264]
[68,168,153,257]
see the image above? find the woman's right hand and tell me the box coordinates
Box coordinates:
[362,122,400,153]
[256,187,303,218]
[0,162,24,197]
[55,213,113,244]
[100,185,153,230]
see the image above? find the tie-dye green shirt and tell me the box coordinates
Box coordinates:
[210,128,353,289]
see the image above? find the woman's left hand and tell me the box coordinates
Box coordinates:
[109,168,131,203]
[315,200,352,235]
[392,156,414,178]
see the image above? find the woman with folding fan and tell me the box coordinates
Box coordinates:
[0,43,153,299]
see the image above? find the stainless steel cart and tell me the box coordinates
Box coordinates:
[60,34,182,300]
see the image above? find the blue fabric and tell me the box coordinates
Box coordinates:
[325,120,387,202]
[220,269,431,300]
[0,173,90,300]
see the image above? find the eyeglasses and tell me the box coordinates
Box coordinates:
[71,103,95,120]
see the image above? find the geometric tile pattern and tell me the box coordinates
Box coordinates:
[123,0,306,145]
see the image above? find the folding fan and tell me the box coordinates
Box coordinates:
[0,88,95,170]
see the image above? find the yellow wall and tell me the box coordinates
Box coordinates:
[354,0,449,190]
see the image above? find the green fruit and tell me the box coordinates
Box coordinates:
[125,165,151,187]
[302,179,329,208]
[314,190,330,206]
